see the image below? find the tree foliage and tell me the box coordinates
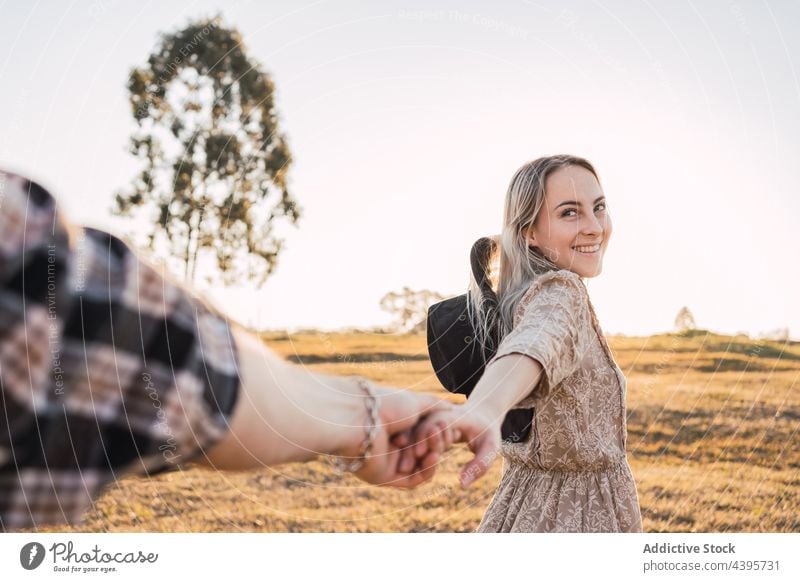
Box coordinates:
[674,306,697,332]
[114,16,300,287]
[759,327,790,342]
[380,288,445,333]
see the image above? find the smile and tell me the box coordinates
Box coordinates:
[572,244,601,254]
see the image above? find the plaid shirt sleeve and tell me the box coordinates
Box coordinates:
[0,170,241,531]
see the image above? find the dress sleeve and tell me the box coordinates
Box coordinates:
[0,170,240,530]
[486,270,590,409]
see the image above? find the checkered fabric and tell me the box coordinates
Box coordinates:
[0,170,240,530]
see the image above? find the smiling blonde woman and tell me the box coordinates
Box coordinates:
[416,154,643,532]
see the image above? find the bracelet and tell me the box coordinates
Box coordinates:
[331,377,380,474]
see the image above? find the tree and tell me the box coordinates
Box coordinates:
[674,306,697,332]
[759,327,790,342]
[380,288,445,333]
[114,16,300,287]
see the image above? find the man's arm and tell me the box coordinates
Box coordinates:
[198,326,452,487]
[0,170,456,530]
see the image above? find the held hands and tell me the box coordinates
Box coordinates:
[395,404,502,488]
[350,388,502,489]
[347,388,449,488]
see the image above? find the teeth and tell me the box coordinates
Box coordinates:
[573,244,600,253]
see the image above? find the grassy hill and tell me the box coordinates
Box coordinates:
[34,330,800,532]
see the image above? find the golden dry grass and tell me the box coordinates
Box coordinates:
[34,330,800,532]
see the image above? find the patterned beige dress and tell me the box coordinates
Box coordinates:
[477,269,642,532]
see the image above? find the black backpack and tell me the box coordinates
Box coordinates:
[426,237,533,444]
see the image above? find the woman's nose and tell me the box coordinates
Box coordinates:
[582,213,603,235]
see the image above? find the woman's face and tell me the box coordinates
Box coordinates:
[527,164,612,278]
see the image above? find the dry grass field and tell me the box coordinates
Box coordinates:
[35,330,800,533]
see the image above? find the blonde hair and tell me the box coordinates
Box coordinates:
[467,155,600,355]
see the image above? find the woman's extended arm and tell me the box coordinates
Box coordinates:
[462,352,544,421]
[405,272,589,487]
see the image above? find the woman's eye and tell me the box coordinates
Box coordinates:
[561,203,606,218]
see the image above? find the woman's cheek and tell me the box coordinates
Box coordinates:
[604,215,613,245]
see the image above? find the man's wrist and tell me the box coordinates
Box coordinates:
[329,377,379,473]
[328,376,374,459]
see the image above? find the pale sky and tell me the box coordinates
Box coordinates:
[1,0,798,338]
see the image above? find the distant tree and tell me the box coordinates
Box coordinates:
[380,288,445,333]
[674,306,697,332]
[114,16,300,287]
[759,327,790,342]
